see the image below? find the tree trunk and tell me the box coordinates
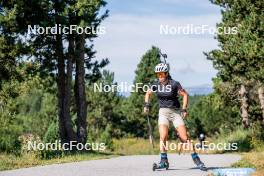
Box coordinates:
[64,34,77,141]
[75,33,87,143]
[239,84,249,128]
[258,86,264,125]
[55,13,76,143]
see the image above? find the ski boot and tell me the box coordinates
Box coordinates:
[152,159,169,171]
[191,153,207,171]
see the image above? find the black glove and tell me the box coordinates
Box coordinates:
[144,102,151,108]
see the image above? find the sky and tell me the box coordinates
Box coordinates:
[93,0,222,87]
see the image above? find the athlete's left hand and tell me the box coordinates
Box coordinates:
[181,109,188,118]
[182,111,188,118]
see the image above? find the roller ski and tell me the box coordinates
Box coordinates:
[152,159,169,171]
[191,153,207,171]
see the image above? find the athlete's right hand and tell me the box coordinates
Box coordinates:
[143,107,149,114]
[181,109,188,118]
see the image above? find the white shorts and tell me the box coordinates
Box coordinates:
[158,108,185,128]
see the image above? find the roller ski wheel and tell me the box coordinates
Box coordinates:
[191,153,207,171]
[152,160,169,171]
[198,163,207,171]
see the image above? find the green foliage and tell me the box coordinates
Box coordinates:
[120,46,161,138]
[0,0,109,81]
[0,70,56,154]
[250,122,264,150]
[112,138,159,155]
[188,95,205,107]
[232,156,256,169]
[1,0,110,144]
[13,75,57,138]
[86,70,121,148]
[0,151,115,171]
[208,0,264,82]
[42,121,64,160]
[188,93,240,138]
[213,127,253,152]
[44,121,59,144]
[207,0,264,127]
[99,124,114,150]
[0,110,22,154]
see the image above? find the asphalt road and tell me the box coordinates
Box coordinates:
[0,154,241,176]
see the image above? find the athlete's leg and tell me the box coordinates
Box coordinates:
[155,108,170,169]
[172,111,193,151]
[154,124,169,169]
[176,125,206,170]
[159,124,168,153]
[158,108,170,161]
[176,125,194,152]
[173,111,206,170]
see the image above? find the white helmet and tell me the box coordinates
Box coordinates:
[155,63,169,73]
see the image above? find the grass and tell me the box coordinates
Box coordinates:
[232,151,264,176]
[209,126,264,175]
[112,137,208,155]
[112,138,160,155]
[0,138,161,171]
[113,137,264,175]
[0,151,117,171]
[0,137,201,169]
[1,135,264,174]
[210,127,253,153]
[0,138,158,171]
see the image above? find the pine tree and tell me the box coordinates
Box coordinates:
[206,0,264,127]
[86,70,121,146]
[122,46,161,137]
[0,0,109,144]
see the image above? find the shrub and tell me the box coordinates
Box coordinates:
[43,121,59,143]
[41,121,63,159]
[0,109,22,154]
[213,127,253,152]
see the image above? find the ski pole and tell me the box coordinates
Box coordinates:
[147,114,155,149]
